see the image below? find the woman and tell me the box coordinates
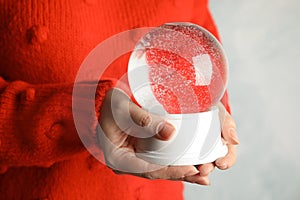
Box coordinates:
[0,0,239,199]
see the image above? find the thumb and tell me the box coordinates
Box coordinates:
[129,101,175,140]
[222,115,239,145]
[218,103,239,145]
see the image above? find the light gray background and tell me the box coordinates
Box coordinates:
[184,0,300,199]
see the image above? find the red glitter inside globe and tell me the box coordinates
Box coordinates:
[131,23,228,114]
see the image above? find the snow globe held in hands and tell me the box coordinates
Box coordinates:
[128,22,228,165]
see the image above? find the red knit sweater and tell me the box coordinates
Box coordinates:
[0,0,229,199]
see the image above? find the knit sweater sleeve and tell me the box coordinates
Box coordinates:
[0,77,113,170]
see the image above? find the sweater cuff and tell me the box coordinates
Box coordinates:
[0,78,114,169]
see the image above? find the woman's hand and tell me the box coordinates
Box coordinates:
[185,103,239,185]
[98,88,239,185]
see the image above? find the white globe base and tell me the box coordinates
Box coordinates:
[135,107,228,166]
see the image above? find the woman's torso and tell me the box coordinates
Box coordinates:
[0,0,214,199]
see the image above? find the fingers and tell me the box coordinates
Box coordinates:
[104,141,161,173]
[143,165,199,180]
[183,175,210,186]
[197,163,215,176]
[179,163,215,186]
[222,117,239,145]
[215,144,237,170]
[143,164,214,186]
[216,103,239,170]
[218,103,239,145]
[155,121,176,140]
[106,143,200,180]
[129,100,175,140]
[129,102,152,127]
[115,160,211,186]
[102,88,175,140]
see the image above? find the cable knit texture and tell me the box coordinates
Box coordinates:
[0,0,229,199]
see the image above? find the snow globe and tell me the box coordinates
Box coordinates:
[127,22,228,165]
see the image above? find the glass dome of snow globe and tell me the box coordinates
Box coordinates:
[128,22,228,114]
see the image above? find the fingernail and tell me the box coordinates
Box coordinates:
[216,161,227,169]
[157,123,175,140]
[229,128,240,145]
[155,122,165,134]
